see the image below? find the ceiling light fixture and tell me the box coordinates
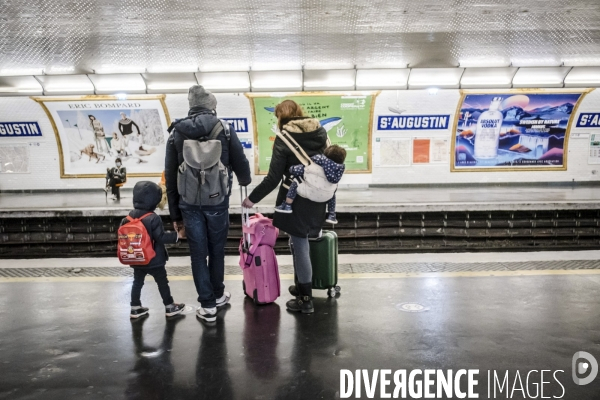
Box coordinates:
[460,67,518,88]
[250,70,302,92]
[563,67,600,87]
[408,68,464,89]
[355,69,409,90]
[87,74,147,94]
[459,57,511,68]
[512,67,572,88]
[510,57,562,67]
[94,65,146,74]
[35,74,95,95]
[196,72,250,92]
[146,65,199,74]
[303,69,356,91]
[0,76,43,95]
[0,68,44,76]
[143,73,198,93]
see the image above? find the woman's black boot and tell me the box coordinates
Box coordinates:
[286,283,314,314]
[288,275,299,296]
[288,285,299,296]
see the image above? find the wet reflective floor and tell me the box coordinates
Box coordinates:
[1,273,599,399]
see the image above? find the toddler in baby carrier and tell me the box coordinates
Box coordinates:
[274,144,347,224]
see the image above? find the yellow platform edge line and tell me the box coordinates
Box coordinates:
[1,269,600,283]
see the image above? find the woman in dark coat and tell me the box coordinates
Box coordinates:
[242,100,328,314]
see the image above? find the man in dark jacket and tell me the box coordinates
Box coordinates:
[165,85,251,322]
[105,158,126,200]
[121,181,185,319]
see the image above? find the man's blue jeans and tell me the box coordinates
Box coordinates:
[180,203,230,308]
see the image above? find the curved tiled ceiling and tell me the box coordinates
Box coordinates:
[0,0,599,74]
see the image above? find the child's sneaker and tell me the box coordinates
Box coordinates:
[165,303,185,317]
[274,202,292,213]
[196,306,217,322]
[216,292,231,307]
[130,306,149,319]
[325,214,338,224]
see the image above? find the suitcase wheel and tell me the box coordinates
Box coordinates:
[327,288,337,298]
[335,286,341,293]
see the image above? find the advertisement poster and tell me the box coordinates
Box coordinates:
[589,133,600,164]
[413,138,430,164]
[0,144,29,173]
[247,93,377,174]
[452,90,590,171]
[373,137,411,167]
[431,139,449,163]
[33,95,170,178]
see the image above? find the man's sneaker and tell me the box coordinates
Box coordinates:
[130,306,149,319]
[165,303,185,317]
[274,202,293,213]
[325,214,338,224]
[216,292,231,307]
[196,307,217,322]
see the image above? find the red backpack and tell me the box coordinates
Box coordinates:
[117,213,156,266]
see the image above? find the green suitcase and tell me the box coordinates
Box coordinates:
[309,230,341,297]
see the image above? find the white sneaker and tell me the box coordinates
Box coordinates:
[216,292,231,307]
[196,307,217,322]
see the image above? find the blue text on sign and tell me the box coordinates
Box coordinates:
[223,118,249,133]
[378,115,450,130]
[0,122,42,137]
[576,113,600,128]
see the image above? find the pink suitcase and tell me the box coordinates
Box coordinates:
[239,187,281,304]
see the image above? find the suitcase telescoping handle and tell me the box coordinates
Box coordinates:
[240,185,251,251]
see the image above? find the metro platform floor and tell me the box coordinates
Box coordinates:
[1,252,600,399]
[1,184,600,217]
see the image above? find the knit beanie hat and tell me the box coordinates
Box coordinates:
[188,85,217,110]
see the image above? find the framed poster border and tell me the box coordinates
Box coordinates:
[31,95,170,179]
[450,88,594,173]
[245,91,380,175]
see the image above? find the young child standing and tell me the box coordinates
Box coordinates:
[275,144,346,224]
[122,181,186,319]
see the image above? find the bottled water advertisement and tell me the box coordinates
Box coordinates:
[452,90,590,171]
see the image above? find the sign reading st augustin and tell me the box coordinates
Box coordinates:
[0,122,42,137]
[576,113,600,128]
[222,118,249,133]
[378,115,450,130]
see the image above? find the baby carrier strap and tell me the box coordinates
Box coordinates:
[276,130,312,167]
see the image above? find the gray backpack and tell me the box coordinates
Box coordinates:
[176,120,231,206]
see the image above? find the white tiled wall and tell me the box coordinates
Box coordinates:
[0,89,598,191]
